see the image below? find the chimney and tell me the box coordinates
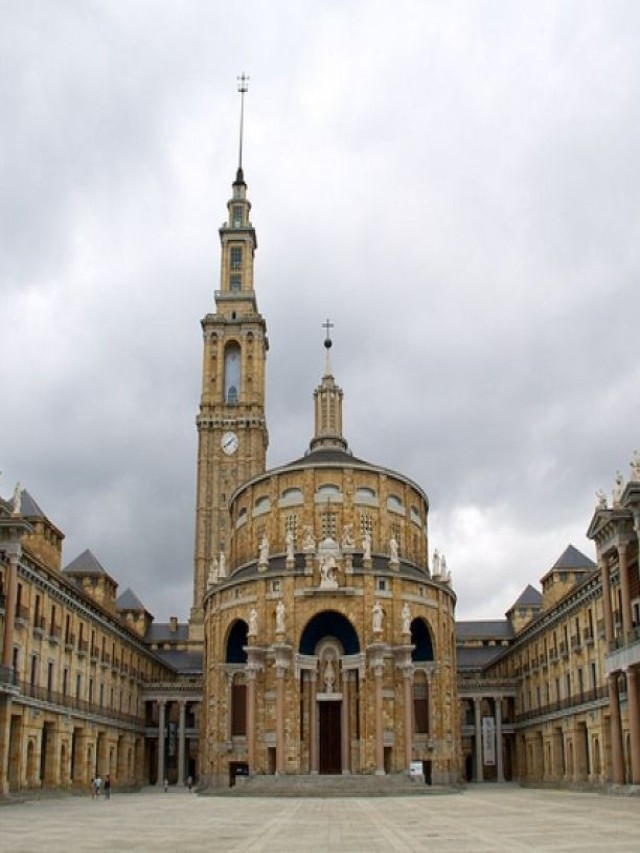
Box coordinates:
[169,616,178,633]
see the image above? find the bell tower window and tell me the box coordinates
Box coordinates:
[232,206,243,227]
[230,246,243,269]
[224,342,241,404]
[230,274,242,292]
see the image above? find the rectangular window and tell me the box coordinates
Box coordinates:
[231,683,247,736]
[413,682,429,733]
[62,667,68,697]
[30,655,38,687]
[232,206,243,227]
[76,673,82,699]
[230,246,243,269]
[230,273,242,291]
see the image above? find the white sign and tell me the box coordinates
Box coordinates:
[482,716,495,766]
[409,761,423,777]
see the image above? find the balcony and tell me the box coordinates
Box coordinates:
[11,677,144,727]
[583,627,595,647]
[605,626,640,675]
[515,684,608,723]
[14,603,29,627]
[77,639,88,657]
[100,652,111,670]
[33,615,46,638]
[570,634,582,653]
[64,633,76,652]
[90,646,100,663]
[48,624,61,645]
[559,641,568,659]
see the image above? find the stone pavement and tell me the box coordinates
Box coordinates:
[1,784,639,852]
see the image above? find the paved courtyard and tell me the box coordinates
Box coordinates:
[1,785,638,852]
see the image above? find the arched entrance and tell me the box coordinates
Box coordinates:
[299,611,360,775]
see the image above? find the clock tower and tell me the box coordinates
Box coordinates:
[190,78,268,637]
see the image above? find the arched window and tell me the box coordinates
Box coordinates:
[224,343,241,403]
[355,487,377,505]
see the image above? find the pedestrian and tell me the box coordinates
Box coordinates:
[95,775,102,799]
[164,777,169,793]
[90,777,96,800]
[187,774,193,792]
[104,774,111,800]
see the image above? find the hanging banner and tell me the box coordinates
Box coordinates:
[482,716,495,766]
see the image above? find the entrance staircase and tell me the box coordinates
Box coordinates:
[204,773,461,798]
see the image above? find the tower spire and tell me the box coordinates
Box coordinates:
[237,73,249,180]
[309,320,349,454]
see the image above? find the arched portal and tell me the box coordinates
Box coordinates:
[298,611,360,775]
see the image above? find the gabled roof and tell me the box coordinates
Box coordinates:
[509,584,542,610]
[552,544,596,571]
[457,645,505,669]
[116,587,146,611]
[64,548,111,577]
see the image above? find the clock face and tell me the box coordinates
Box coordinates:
[221,431,239,456]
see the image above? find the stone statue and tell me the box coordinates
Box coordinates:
[612,470,624,507]
[218,550,226,579]
[440,553,448,581]
[389,535,399,564]
[362,531,372,561]
[631,450,640,483]
[402,602,411,634]
[323,657,336,693]
[285,529,295,562]
[259,533,269,565]
[596,488,607,509]
[372,601,384,634]
[248,608,258,638]
[319,553,339,589]
[12,482,22,516]
[432,549,440,577]
[302,526,316,552]
[207,557,219,587]
[275,601,286,634]
[341,523,355,549]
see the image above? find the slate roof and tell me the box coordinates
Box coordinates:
[20,489,47,518]
[552,544,596,570]
[456,620,513,640]
[64,549,111,577]
[509,584,542,610]
[154,650,203,673]
[116,587,146,611]
[144,622,190,643]
[456,645,506,669]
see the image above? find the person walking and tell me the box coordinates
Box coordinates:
[187,774,193,792]
[95,775,102,799]
[90,777,96,800]
[104,774,111,800]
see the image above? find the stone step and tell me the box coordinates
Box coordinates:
[203,773,462,798]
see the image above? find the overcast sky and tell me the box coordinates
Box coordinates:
[2,1,639,622]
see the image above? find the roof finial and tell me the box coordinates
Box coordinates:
[322,318,334,376]
[237,73,249,176]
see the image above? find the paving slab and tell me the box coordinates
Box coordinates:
[1,785,638,852]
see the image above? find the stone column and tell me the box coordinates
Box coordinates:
[178,700,186,786]
[246,670,256,772]
[474,697,483,782]
[2,552,19,669]
[309,672,318,774]
[403,668,414,771]
[156,700,166,786]
[341,670,350,774]
[0,698,12,795]
[626,667,640,784]
[275,668,285,775]
[608,675,624,784]
[373,664,385,775]
[600,556,614,645]
[617,543,632,641]
[495,696,504,782]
